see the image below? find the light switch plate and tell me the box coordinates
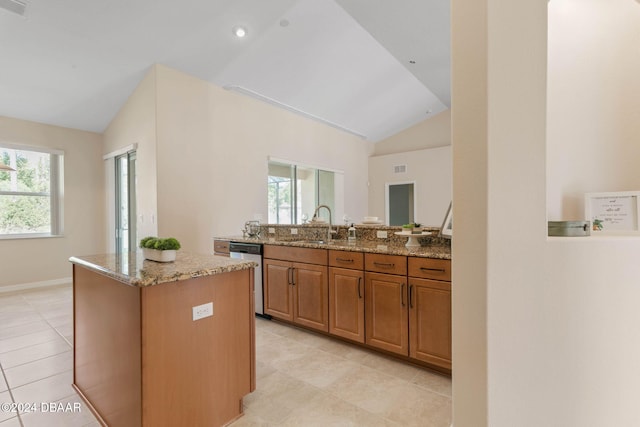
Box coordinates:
[192,302,213,321]
[291,228,298,235]
[269,227,275,234]
[376,230,388,238]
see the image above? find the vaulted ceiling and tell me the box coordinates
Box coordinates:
[0,0,450,142]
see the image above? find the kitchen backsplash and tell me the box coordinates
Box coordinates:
[255,224,451,247]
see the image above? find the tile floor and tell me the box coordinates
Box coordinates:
[0,284,451,427]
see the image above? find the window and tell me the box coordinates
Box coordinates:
[0,144,63,238]
[267,159,339,224]
[115,150,137,254]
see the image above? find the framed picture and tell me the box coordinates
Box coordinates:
[439,202,452,239]
[585,191,640,235]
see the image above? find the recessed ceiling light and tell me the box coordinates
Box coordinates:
[280,19,290,27]
[233,26,247,38]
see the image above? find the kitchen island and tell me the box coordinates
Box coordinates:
[69,251,257,427]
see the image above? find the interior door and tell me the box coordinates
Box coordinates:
[387,182,415,226]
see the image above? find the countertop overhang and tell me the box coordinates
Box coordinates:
[69,251,257,287]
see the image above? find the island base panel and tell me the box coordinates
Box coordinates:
[73,265,142,427]
[141,269,253,427]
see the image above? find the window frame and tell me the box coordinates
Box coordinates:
[267,157,342,225]
[0,142,64,239]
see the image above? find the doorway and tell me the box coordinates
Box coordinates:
[386,182,415,226]
[115,151,137,254]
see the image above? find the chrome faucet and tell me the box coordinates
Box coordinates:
[312,205,336,242]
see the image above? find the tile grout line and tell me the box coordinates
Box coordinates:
[257,330,413,426]
[1,350,25,427]
[4,289,76,424]
[259,320,453,408]
[23,291,74,348]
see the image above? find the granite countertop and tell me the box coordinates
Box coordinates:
[69,251,257,287]
[218,236,451,260]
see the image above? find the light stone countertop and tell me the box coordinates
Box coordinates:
[218,237,451,260]
[69,251,257,287]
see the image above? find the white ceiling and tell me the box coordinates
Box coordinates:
[0,0,450,142]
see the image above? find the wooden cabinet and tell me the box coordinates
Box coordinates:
[408,257,451,281]
[293,262,329,331]
[263,245,329,332]
[264,244,451,372]
[328,250,365,343]
[263,259,293,320]
[213,239,230,257]
[408,258,452,370]
[365,271,408,355]
[364,253,407,275]
[364,253,408,356]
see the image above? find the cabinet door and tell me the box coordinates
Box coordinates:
[365,272,408,355]
[263,259,293,321]
[409,278,451,369]
[328,267,365,343]
[292,262,329,332]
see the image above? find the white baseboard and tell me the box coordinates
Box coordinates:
[0,277,72,294]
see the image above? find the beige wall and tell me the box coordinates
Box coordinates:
[103,67,158,251]
[103,65,373,255]
[547,0,640,219]
[451,0,489,423]
[0,116,104,289]
[368,146,451,226]
[373,109,451,156]
[452,0,640,426]
[155,65,373,253]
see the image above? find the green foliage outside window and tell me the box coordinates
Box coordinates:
[0,149,53,234]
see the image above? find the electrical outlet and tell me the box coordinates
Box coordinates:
[291,228,298,235]
[269,227,275,234]
[376,230,388,238]
[192,302,213,321]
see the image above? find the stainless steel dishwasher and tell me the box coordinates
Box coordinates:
[229,241,267,317]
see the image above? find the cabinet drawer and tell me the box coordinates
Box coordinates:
[213,239,230,255]
[263,245,327,265]
[329,250,364,270]
[364,253,407,275]
[408,258,451,282]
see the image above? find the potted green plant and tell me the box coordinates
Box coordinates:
[402,223,414,233]
[140,236,181,262]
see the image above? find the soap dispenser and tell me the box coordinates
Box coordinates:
[348,223,356,242]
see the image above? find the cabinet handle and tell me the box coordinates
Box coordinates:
[409,285,414,309]
[420,267,446,273]
[287,267,293,285]
[374,262,394,268]
[401,283,406,307]
[357,277,362,299]
[291,268,296,286]
[336,257,354,263]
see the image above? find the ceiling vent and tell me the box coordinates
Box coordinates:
[393,164,407,174]
[0,0,27,16]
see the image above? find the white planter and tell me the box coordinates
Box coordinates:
[142,248,177,262]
